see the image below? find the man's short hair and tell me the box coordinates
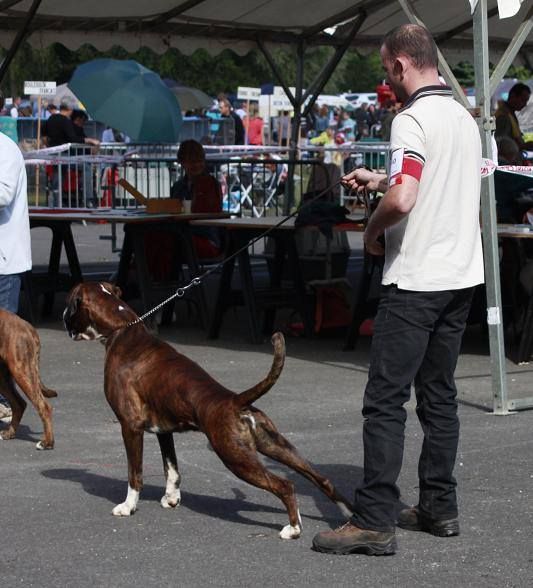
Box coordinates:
[382,24,438,70]
[59,100,75,111]
[71,109,88,121]
[508,83,531,100]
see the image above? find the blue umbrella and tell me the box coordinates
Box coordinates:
[69,59,182,142]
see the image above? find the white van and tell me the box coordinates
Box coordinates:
[341,92,378,107]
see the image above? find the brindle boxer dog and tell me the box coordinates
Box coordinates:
[0,309,57,449]
[64,282,352,539]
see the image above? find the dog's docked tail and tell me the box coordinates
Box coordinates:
[235,332,285,408]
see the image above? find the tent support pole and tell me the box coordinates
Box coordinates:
[286,39,305,214]
[473,0,510,415]
[0,0,42,84]
[256,39,297,109]
[489,3,533,96]
[301,13,366,118]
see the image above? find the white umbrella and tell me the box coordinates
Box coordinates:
[30,83,84,108]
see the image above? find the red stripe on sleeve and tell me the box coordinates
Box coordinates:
[402,157,423,181]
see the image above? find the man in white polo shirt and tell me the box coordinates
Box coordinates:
[313,24,484,556]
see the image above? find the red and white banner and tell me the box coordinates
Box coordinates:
[481,158,533,177]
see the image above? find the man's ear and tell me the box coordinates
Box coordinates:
[392,58,404,79]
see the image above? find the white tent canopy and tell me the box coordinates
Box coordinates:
[0,0,530,65]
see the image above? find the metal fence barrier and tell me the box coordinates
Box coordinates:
[23,140,390,213]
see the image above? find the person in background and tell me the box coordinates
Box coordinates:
[217,97,245,145]
[43,101,98,148]
[276,110,292,147]
[313,23,484,557]
[71,109,89,141]
[367,103,379,134]
[18,103,32,118]
[379,99,398,141]
[9,97,21,118]
[44,103,58,119]
[243,103,264,146]
[338,109,356,141]
[309,125,339,166]
[354,102,370,139]
[171,139,222,258]
[234,101,247,120]
[314,105,330,134]
[494,137,533,223]
[0,91,32,419]
[495,82,533,156]
[101,126,130,143]
[43,102,99,206]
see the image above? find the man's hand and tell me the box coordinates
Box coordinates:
[364,230,385,256]
[342,168,388,193]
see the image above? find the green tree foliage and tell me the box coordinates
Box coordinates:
[1,42,530,100]
[339,50,385,92]
[451,61,476,87]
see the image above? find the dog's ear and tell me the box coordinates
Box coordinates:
[70,296,79,313]
[112,284,122,299]
[100,282,122,299]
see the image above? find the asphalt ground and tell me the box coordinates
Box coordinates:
[1,222,532,587]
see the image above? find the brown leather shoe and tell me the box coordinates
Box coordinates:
[397,506,459,537]
[312,521,396,555]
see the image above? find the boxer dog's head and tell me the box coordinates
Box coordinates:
[64,282,137,341]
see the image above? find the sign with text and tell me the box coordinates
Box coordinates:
[271,97,293,110]
[273,85,296,97]
[24,81,57,96]
[237,86,261,101]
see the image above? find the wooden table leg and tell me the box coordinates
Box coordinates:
[62,223,83,284]
[285,233,314,337]
[236,239,262,344]
[208,238,237,339]
[42,226,64,316]
[179,224,210,330]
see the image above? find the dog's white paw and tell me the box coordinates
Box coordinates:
[112,485,139,516]
[160,489,181,509]
[279,523,302,540]
[112,502,136,516]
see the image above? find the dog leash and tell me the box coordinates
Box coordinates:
[126,178,367,328]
